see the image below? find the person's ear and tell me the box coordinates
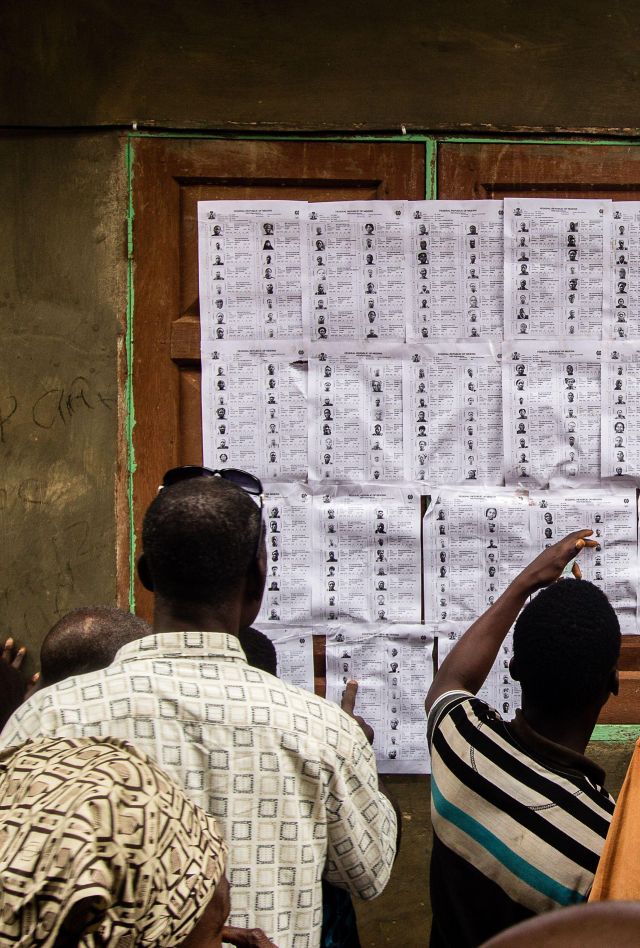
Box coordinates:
[509,656,520,682]
[240,528,267,627]
[610,667,620,698]
[249,526,267,597]
[137,554,154,591]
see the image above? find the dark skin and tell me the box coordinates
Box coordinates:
[425,530,617,756]
[482,901,640,948]
[181,876,232,947]
[0,637,39,728]
[145,525,268,637]
[161,873,277,947]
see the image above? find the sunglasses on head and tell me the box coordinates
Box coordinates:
[161,465,263,498]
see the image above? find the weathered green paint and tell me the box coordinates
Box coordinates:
[441,135,640,146]
[125,138,137,612]
[128,131,640,146]
[592,724,640,742]
[425,139,438,199]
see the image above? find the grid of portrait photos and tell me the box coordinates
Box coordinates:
[198,197,640,774]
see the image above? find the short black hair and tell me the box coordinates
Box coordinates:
[513,579,620,712]
[142,477,261,606]
[40,606,150,687]
[239,627,277,676]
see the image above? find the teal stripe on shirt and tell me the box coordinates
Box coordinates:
[431,775,585,907]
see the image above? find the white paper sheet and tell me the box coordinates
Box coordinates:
[308,343,406,482]
[504,197,611,339]
[403,341,503,485]
[326,624,434,773]
[198,200,308,341]
[201,341,308,480]
[312,486,422,624]
[601,343,640,483]
[502,340,601,488]
[528,488,638,635]
[608,203,640,339]
[406,201,504,341]
[436,628,521,720]
[423,487,532,625]
[254,626,316,692]
[256,483,313,625]
[306,201,408,341]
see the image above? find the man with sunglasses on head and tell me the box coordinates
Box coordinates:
[0,465,398,948]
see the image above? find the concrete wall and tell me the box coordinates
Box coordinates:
[0,134,126,665]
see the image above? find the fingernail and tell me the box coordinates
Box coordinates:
[33,672,40,681]
[5,638,13,648]
[17,647,26,655]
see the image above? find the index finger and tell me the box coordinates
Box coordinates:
[562,530,597,553]
[569,529,594,543]
[11,646,26,670]
[341,679,358,715]
[574,536,598,551]
[554,530,596,576]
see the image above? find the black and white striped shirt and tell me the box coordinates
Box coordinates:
[427,691,615,947]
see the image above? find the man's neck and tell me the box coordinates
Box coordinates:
[153,598,242,638]
[519,702,600,756]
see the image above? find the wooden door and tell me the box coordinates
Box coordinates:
[438,141,640,724]
[130,139,426,624]
[438,142,640,201]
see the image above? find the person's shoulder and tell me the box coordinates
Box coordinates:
[37,666,121,702]
[428,690,500,749]
[1,666,121,742]
[0,682,62,747]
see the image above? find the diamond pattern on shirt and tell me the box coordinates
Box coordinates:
[0,631,396,948]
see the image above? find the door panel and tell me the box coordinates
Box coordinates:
[439,141,640,724]
[438,142,640,200]
[131,139,426,630]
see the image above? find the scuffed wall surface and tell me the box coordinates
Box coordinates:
[1,0,640,134]
[0,134,126,665]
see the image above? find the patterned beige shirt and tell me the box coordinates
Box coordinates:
[0,631,397,948]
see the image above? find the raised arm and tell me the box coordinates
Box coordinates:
[425,529,597,715]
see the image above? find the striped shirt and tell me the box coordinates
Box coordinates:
[427,691,615,948]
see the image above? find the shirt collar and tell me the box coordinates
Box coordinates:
[508,709,607,789]
[114,630,248,664]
